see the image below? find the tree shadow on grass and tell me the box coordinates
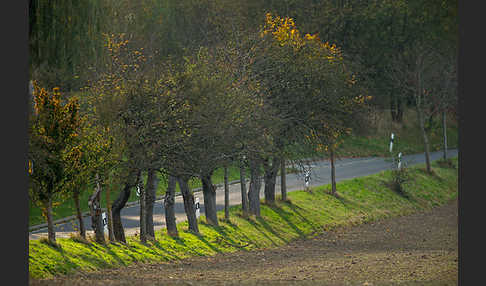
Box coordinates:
[97,243,131,266]
[169,234,188,247]
[264,204,306,238]
[281,202,322,234]
[97,241,142,266]
[132,239,183,262]
[195,233,223,255]
[210,224,253,250]
[43,243,81,276]
[176,223,224,255]
[150,240,182,261]
[101,236,180,264]
[54,242,117,271]
[246,216,280,247]
[256,214,288,245]
[329,191,375,213]
[165,233,207,257]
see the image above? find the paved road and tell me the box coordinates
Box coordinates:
[29,149,457,240]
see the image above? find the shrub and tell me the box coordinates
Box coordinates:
[390,166,412,198]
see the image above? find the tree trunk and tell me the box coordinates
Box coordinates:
[164,175,178,237]
[330,148,337,196]
[397,98,403,122]
[280,157,287,201]
[201,171,219,226]
[248,158,262,217]
[105,184,115,242]
[442,110,448,160]
[417,106,432,173]
[138,172,147,243]
[263,157,279,205]
[415,56,432,173]
[106,202,115,242]
[224,165,229,220]
[178,177,199,234]
[88,174,105,244]
[390,95,403,123]
[145,169,158,239]
[112,182,133,243]
[390,95,397,122]
[240,159,249,217]
[43,196,56,244]
[73,191,86,239]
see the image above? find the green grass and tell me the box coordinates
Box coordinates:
[29,157,458,279]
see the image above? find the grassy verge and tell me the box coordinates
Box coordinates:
[29,157,458,280]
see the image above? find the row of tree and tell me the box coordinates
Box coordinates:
[29,12,370,244]
[28,0,457,245]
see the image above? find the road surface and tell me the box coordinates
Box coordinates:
[29,149,457,240]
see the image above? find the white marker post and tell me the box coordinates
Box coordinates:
[389,133,395,153]
[304,168,311,190]
[397,152,402,170]
[195,197,200,219]
[101,212,108,235]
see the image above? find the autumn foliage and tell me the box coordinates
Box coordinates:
[28,82,81,243]
[28,4,451,245]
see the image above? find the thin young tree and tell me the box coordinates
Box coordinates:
[428,48,457,160]
[387,42,439,173]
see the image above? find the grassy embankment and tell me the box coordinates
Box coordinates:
[28,108,458,227]
[29,156,458,279]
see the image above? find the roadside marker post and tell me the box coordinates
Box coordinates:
[397,152,402,169]
[389,133,395,153]
[304,168,311,190]
[101,212,108,235]
[195,197,200,219]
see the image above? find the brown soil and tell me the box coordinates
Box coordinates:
[30,200,458,286]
